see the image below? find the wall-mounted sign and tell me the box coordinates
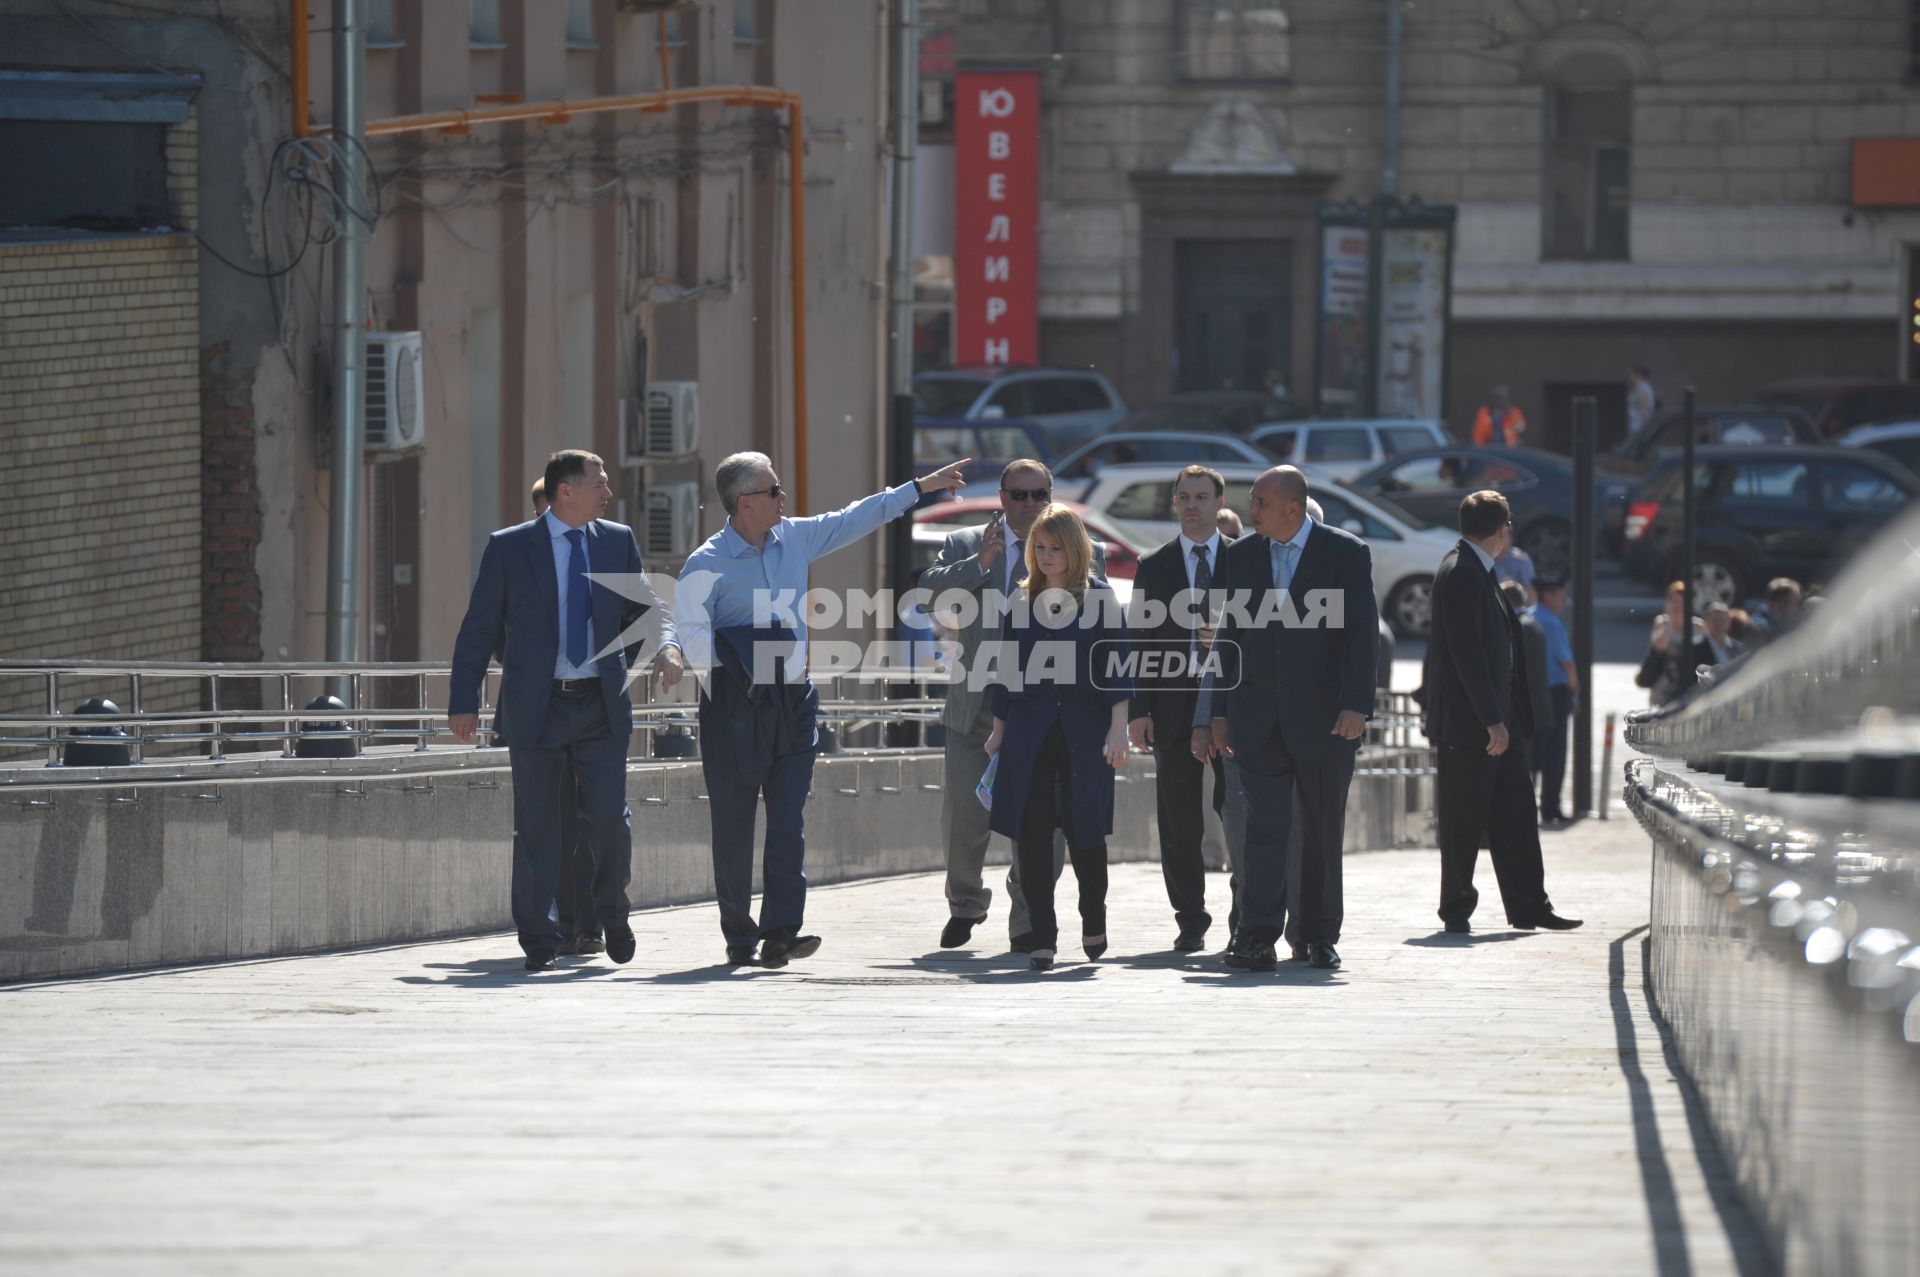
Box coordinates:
[954,70,1040,367]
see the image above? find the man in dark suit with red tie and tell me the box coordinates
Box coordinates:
[1422,490,1583,935]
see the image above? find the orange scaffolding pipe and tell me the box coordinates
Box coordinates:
[310,73,812,512]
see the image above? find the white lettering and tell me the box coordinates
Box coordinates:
[985,297,1008,325]
[988,172,1007,201]
[988,130,1011,159]
[979,87,1015,118]
[985,255,1010,283]
[983,337,1009,363]
[986,215,1011,242]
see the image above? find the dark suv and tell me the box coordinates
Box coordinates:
[1621,444,1919,605]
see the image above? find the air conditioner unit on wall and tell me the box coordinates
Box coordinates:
[365,330,425,457]
[642,482,701,560]
[645,380,699,458]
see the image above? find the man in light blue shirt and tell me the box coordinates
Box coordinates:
[674,450,969,966]
[1525,574,1578,823]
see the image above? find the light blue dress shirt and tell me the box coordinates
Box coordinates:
[545,509,599,680]
[1195,517,1315,723]
[674,481,921,679]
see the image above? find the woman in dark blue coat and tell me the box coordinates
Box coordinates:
[984,504,1134,971]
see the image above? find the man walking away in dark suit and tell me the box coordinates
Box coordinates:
[1196,466,1377,973]
[448,451,685,971]
[1129,465,1230,952]
[1423,490,1582,935]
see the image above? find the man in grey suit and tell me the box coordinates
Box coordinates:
[921,458,1101,952]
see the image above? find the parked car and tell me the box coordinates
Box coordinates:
[913,418,1052,493]
[1349,446,1636,576]
[1839,419,1920,476]
[1119,390,1305,436]
[1611,404,1818,471]
[910,497,1145,580]
[912,366,1127,454]
[1247,418,1450,480]
[1759,378,1920,439]
[1620,444,1920,606]
[1074,462,1454,636]
[1050,431,1271,499]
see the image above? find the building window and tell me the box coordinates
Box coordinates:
[1180,1,1290,81]
[469,0,503,47]
[566,0,595,48]
[1910,0,1920,82]
[0,119,171,232]
[1544,77,1631,261]
[734,0,760,43]
[366,0,402,49]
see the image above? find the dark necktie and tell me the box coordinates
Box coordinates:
[1011,537,1026,588]
[1191,542,1212,595]
[565,528,591,668]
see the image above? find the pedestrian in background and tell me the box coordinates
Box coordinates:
[529,476,599,957]
[1471,385,1528,447]
[1527,575,1578,826]
[1495,539,1536,606]
[1636,580,1700,706]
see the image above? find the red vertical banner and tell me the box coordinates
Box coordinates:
[954,71,1040,368]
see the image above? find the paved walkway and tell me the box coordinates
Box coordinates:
[0,813,1769,1275]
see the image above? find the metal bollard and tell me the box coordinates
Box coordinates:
[1597,712,1615,820]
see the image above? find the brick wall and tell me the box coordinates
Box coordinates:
[0,234,203,734]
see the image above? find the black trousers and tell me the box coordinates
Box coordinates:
[1236,725,1354,947]
[1533,686,1574,820]
[1015,723,1109,951]
[1153,733,1224,931]
[1436,741,1551,927]
[552,758,601,941]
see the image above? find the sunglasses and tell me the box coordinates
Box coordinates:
[740,483,785,501]
[1002,486,1051,502]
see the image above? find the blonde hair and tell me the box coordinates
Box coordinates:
[1023,504,1094,601]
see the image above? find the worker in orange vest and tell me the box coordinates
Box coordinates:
[1471,384,1527,447]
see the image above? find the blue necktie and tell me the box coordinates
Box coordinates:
[1275,541,1295,593]
[565,528,591,669]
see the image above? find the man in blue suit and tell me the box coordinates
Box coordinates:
[1197,466,1376,973]
[447,450,684,971]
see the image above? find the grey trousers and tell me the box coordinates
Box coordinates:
[1220,759,1303,951]
[942,701,1063,939]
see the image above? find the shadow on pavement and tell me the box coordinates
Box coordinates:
[395,956,623,987]
[1402,930,1541,947]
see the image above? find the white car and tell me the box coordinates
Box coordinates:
[1246,418,1450,481]
[1075,463,1455,636]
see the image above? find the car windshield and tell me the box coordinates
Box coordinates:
[912,376,990,419]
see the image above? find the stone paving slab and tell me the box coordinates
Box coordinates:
[0,810,1771,1276]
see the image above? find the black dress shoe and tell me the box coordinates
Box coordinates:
[560,932,605,957]
[940,915,984,949]
[1520,912,1584,931]
[1010,932,1038,954]
[1443,919,1471,934]
[1029,948,1056,971]
[760,933,822,968]
[1289,943,1309,962]
[1082,933,1108,961]
[604,924,636,965]
[1308,941,1341,970]
[523,951,557,971]
[1173,924,1207,953]
[1225,937,1276,971]
[725,945,757,965]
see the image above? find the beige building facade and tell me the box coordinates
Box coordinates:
[0,1,894,729]
[931,0,1920,443]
